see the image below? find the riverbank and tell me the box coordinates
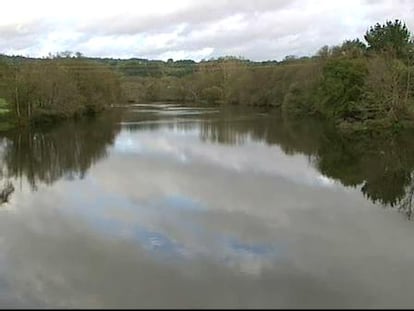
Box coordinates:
[0,55,124,131]
[120,50,413,132]
[0,19,412,133]
[119,20,414,132]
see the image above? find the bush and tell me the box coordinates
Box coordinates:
[201,86,223,104]
[317,58,368,120]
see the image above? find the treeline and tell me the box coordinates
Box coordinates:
[0,54,123,128]
[0,19,412,131]
[122,19,414,131]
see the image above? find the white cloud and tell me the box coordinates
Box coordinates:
[0,0,412,61]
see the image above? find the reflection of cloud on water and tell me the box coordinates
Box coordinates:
[3,122,414,307]
[317,175,336,187]
[112,128,337,189]
[71,124,363,276]
[113,129,196,163]
[157,195,206,212]
[62,180,283,275]
[221,240,284,276]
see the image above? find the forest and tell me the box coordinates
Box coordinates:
[0,19,412,131]
[0,55,123,129]
[119,19,414,132]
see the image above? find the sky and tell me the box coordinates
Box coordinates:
[0,0,412,61]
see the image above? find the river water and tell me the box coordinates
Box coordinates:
[0,103,413,308]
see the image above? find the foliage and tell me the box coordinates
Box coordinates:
[364,19,413,59]
[120,19,413,131]
[201,86,223,104]
[0,57,123,126]
[331,39,367,58]
[0,19,413,132]
[317,58,368,120]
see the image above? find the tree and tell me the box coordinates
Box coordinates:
[316,45,332,59]
[318,58,368,120]
[332,39,367,58]
[283,55,298,62]
[364,19,412,59]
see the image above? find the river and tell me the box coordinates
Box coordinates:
[0,103,413,308]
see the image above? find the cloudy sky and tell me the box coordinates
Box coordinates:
[0,0,412,61]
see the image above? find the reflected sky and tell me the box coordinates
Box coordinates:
[0,105,413,307]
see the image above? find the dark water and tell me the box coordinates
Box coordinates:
[0,103,413,308]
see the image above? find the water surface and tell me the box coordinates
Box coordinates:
[0,104,413,308]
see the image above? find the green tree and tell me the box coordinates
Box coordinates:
[364,19,412,59]
[332,39,367,58]
[317,59,368,120]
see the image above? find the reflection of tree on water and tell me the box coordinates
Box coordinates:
[0,153,14,206]
[0,110,122,191]
[190,107,414,219]
[51,104,414,220]
[129,105,414,217]
[399,174,414,219]
[0,138,14,206]
[0,180,14,204]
